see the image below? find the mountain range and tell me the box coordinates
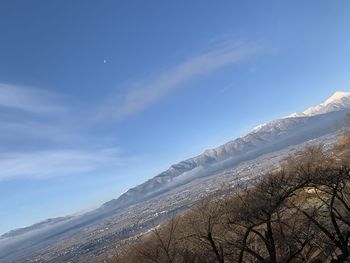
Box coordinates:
[103,91,350,209]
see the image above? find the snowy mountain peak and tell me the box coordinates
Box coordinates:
[286,91,350,118]
[324,91,350,105]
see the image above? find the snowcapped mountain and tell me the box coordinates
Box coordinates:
[103,91,350,209]
[286,91,350,118]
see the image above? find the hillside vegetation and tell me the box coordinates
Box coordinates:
[109,134,350,263]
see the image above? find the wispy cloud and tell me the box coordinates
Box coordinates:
[0,148,121,180]
[0,84,64,114]
[0,83,76,149]
[103,40,261,120]
[0,84,123,180]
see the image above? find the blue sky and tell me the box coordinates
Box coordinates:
[1,1,350,234]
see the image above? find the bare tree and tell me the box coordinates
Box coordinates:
[182,199,227,263]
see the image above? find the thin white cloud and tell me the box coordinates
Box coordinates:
[0,83,83,151]
[0,148,121,180]
[106,40,261,120]
[0,84,64,114]
[0,85,123,181]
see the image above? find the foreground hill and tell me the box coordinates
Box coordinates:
[1,92,350,262]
